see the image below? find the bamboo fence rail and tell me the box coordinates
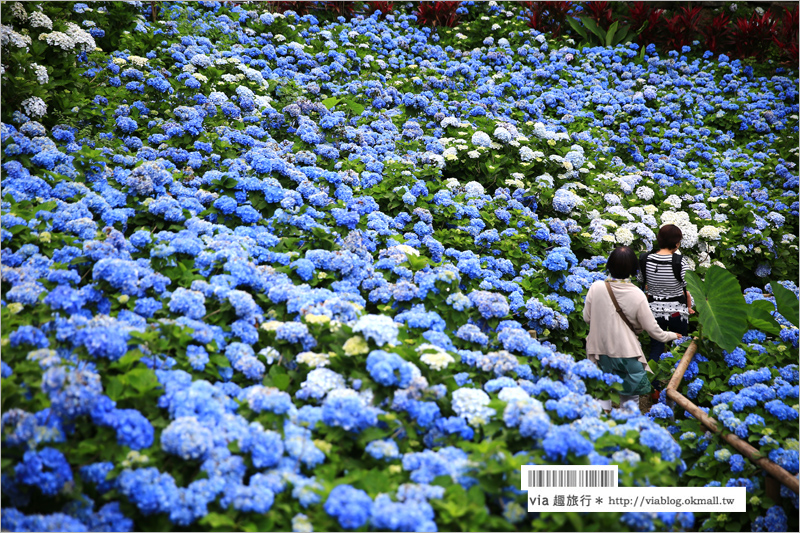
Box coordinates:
[664,340,799,495]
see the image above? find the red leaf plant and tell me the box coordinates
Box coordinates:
[522,1,574,38]
[625,1,665,48]
[365,1,394,17]
[772,6,799,65]
[274,1,313,16]
[731,8,778,60]
[583,0,614,31]
[700,11,732,55]
[664,5,703,51]
[321,1,355,18]
[416,1,461,28]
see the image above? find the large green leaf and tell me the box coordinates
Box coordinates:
[772,282,799,327]
[321,97,339,110]
[580,16,606,43]
[747,300,781,336]
[612,24,632,46]
[566,17,589,42]
[685,266,748,352]
[605,21,619,47]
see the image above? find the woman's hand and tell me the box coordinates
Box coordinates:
[675,333,683,339]
[688,308,696,315]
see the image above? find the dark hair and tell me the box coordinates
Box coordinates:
[657,224,683,250]
[607,246,638,279]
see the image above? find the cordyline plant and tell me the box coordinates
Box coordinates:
[582,0,614,31]
[731,8,778,60]
[772,6,799,65]
[273,0,313,16]
[416,0,461,28]
[523,1,574,37]
[700,11,732,55]
[365,1,394,17]
[664,5,703,51]
[320,1,355,18]
[625,1,664,47]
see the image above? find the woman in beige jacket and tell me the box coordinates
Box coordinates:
[584,246,682,412]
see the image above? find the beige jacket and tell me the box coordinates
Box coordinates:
[583,280,679,373]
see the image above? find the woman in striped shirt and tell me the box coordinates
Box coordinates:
[638,224,694,362]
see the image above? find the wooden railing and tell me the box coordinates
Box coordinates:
[664,340,799,495]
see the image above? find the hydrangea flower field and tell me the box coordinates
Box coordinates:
[1,1,798,532]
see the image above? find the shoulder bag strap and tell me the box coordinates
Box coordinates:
[605,281,637,334]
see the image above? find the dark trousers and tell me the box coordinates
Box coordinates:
[648,315,688,363]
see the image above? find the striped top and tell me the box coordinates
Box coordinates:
[637,253,689,300]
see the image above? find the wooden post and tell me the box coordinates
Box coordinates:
[666,339,698,391]
[765,474,782,503]
[664,387,799,495]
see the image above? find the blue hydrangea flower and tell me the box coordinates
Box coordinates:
[324,485,373,530]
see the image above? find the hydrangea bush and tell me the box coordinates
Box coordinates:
[1,1,797,531]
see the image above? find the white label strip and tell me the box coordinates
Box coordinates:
[527,486,747,512]
[521,465,619,490]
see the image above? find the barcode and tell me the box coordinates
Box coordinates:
[521,466,618,489]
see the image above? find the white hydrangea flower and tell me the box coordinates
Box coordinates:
[464,181,485,197]
[128,55,149,68]
[417,344,454,371]
[10,2,27,21]
[65,22,95,52]
[30,63,48,84]
[1,25,32,50]
[471,131,491,147]
[29,11,53,30]
[663,195,682,208]
[698,226,722,241]
[38,30,72,50]
[21,96,47,118]
[615,227,635,246]
[444,178,460,190]
[395,244,420,257]
[536,173,554,188]
[452,388,495,426]
[607,206,634,221]
[635,186,654,200]
[297,351,330,368]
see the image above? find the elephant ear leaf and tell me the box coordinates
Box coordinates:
[747,300,781,336]
[771,283,799,327]
[685,266,748,352]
